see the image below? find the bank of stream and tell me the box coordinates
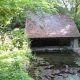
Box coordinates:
[29,51,80,80]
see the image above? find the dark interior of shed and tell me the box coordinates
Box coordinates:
[30,38,71,48]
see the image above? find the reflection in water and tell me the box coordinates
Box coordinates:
[30,51,80,80]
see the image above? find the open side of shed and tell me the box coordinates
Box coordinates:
[30,38,70,47]
[30,38,78,51]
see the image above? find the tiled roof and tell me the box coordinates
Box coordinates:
[25,13,80,38]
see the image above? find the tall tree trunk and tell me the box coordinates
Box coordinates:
[74,0,80,21]
[62,0,69,13]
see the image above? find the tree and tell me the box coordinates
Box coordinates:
[0,0,80,30]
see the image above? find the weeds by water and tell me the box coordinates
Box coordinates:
[0,28,34,80]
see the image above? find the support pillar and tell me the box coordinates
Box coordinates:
[73,39,78,49]
[72,38,80,56]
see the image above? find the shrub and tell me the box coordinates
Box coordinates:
[0,28,34,80]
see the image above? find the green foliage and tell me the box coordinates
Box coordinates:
[0,28,34,80]
[26,0,58,14]
[0,0,80,29]
[0,0,63,28]
[61,47,71,53]
[0,0,27,27]
[75,12,80,32]
[0,70,33,80]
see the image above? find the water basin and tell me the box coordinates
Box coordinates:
[29,51,80,80]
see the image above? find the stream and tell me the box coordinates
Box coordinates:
[29,51,80,80]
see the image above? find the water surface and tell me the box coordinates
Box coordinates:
[30,51,80,80]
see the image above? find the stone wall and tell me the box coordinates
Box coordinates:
[72,38,80,56]
[73,39,78,48]
[70,38,78,48]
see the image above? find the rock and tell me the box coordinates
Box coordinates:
[45,62,49,65]
[69,68,74,74]
[65,69,68,72]
[77,73,80,77]
[41,76,49,80]
[60,73,68,78]
[37,60,50,66]
[77,70,80,73]
[73,69,78,74]
[54,76,64,80]
[45,75,52,80]
[44,65,54,69]
[37,60,45,66]
[53,70,60,74]
[39,69,53,80]
[41,69,53,77]
[65,65,69,69]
